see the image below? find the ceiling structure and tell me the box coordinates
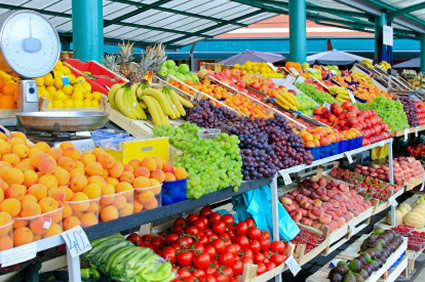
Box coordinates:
[0,0,424,49]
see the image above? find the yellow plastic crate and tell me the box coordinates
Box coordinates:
[104,137,169,164]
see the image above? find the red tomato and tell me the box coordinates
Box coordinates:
[188,214,199,225]
[204,228,214,236]
[270,254,285,266]
[221,233,231,245]
[259,238,271,251]
[218,251,235,266]
[250,239,261,253]
[226,243,240,254]
[235,222,248,236]
[151,237,164,250]
[177,268,192,279]
[193,253,211,269]
[222,266,234,279]
[183,277,195,282]
[192,242,205,253]
[141,234,153,242]
[270,241,286,254]
[200,207,213,217]
[180,237,193,247]
[161,246,176,264]
[227,228,237,242]
[254,252,265,264]
[204,274,217,282]
[232,260,244,276]
[205,245,216,259]
[177,251,193,266]
[262,250,271,258]
[241,248,254,259]
[245,218,255,228]
[256,263,267,275]
[211,239,226,254]
[209,234,219,241]
[194,219,207,232]
[236,235,250,248]
[185,226,200,237]
[198,235,209,245]
[209,213,222,224]
[242,257,254,264]
[267,262,276,271]
[206,266,217,275]
[222,214,234,226]
[215,274,228,282]
[174,217,187,228]
[261,230,271,240]
[212,222,226,234]
[174,225,184,232]
[192,269,205,279]
[166,233,179,243]
[126,233,142,246]
[247,226,261,240]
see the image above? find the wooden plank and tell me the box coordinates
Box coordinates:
[391,124,425,137]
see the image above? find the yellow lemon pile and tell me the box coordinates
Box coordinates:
[36,61,103,109]
[233,61,283,78]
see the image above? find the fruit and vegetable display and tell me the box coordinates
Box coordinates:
[183,100,313,180]
[128,207,288,280]
[414,101,425,125]
[294,82,341,106]
[153,122,243,198]
[361,59,373,69]
[36,61,104,109]
[290,226,325,253]
[312,102,390,146]
[160,60,200,83]
[385,203,412,226]
[296,93,317,116]
[327,228,404,282]
[298,126,360,148]
[393,195,425,229]
[233,61,284,78]
[330,168,402,203]
[398,96,419,127]
[274,90,299,111]
[83,233,175,281]
[333,74,391,102]
[352,157,425,184]
[407,144,425,164]
[356,96,409,131]
[108,83,193,125]
[329,86,352,103]
[285,62,310,80]
[392,225,425,251]
[0,70,18,109]
[279,176,372,233]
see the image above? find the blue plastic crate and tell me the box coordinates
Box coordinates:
[320,144,332,158]
[330,142,339,156]
[305,146,321,160]
[339,139,350,153]
[162,178,187,205]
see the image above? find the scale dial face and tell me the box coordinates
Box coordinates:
[0,11,60,78]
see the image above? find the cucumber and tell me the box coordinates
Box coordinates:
[98,241,133,273]
[142,263,172,281]
[90,234,123,248]
[105,246,134,274]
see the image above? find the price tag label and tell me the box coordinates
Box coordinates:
[307,67,317,73]
[330,70,337,75]
[389,196,398,207]
[267,62,278,72]
[415,127,419,137]
[420,175,425,191]
[61,75,70,86]
[404,128,409,141]
[282,173,292,186]
[345,152,353,164]
[286,255,301,276]
[1,242,36,267]
[348,91,356,104]
[289,67,300,76]
[295,76,305,84]
[323,102,331,110]
[349,223,357,234]
[61,226,91,257]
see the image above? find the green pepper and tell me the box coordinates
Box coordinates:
[81,268,91,279]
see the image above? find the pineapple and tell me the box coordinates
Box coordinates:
[117,41,134,77]
[140,43,167,74]
[102,54,119,74]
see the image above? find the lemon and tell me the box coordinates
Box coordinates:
[93,91,102,101]
[55,90,67,101]
[67,73,76,84]
[35,77,44,86]
[74,100,84,108]
[76,76,85,83]
[52,100,64,109]
[44,74,54,87]
[54,76,63,89]
[37,87,49,98]
[60,66,71,75]
[234,64,240,69]
[55,61,63,68]
[83,99,92,108]
[72,89,84,100]
[91,100,100,107]
[46,86,56,97]
[63,84,73,96]
[82,81,92,92]
[64,99,74,108]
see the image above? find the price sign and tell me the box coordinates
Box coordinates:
[420,175,425,191]
[389,196,398,207]
[282,173,292,186]
[307,67,317,73]
[61,226,91,257]
[1,242,36,267]
[267,62,278,72]
[415,127,419,137]
[404,128,409,141]
[330,70,337,75]
[323,102,331,110]
[289,67,300,76]
[61,76,70,86]
[348,91,356,104]
[345,152,353,164]
[286,256,301,276]
[295,76,305,84]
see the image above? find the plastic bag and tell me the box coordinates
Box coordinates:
[232,185,299,241]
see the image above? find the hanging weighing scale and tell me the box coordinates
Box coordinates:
[0,10,108,152]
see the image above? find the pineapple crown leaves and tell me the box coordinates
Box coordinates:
[102,54,119,72]
[118,41,135,64]
[139,43,167,73]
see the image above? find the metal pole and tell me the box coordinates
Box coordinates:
[421,34,425,73]
[190,42,197,72]
[388,139,396,226]
[66,248,81,282]
[72,0,104,62]
[271,173,282,282]
[374,12,386,61]
[289,0,306,63]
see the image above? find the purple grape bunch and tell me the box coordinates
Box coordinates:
[398,96,419,127]
[186,100,314,180]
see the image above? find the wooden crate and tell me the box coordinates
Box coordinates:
[391,124,425,137]
[294,236,329,266]
[405,175,425,192]
[371,187,404,215]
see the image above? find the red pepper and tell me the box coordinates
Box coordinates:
[127,233,143,246]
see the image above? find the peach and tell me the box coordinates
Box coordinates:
[55,166,70,186]
[12,144,29,159]
[43,222,62,238]
[81,213,97,227]
[28,184,47,200]
[83,183,101,199]
[100,206,118,222]
[87,202,99,214]
[85,161,103,176]
[137,190,155,205]
[59,186,73,201]
[174,167,187,180]
[112,195,127,209]
[162,162,174,173]
[150,169,165,183]
[120,171,134,184]
[70,167,84,178]
[63,146,81,161]
[70,192,89,212]
[123,164,133,172]
[128,159,141,170]
[33,141,49,152]
[80,152,96,165]
[20,201,42,217]
[23,170,38,187]
[47,147,63,161]
[88,175,106,186]
[144,198,158,210]
[63,216,80,230]
[1,167,24,185]
[141,157,156,171]
[133,176,150,188]
[134,166,150,178]
[116,182,133,193]
[48,188,66,203]
[109,161,124,178]
[8,137,24,147]
[91,147,105,157]
[101,184,115,196]
[133,200,143,213]
[28,147,42,159]
[74,160,84,170]
[0,188,4,203]
[119,203,133,217]
[106,177,119,187]
[164,172,176,181]
[5,184,27,201]
[0,133,5,141]
[319,213,332,225]
[21,194,37,205]
[15,158,34,171]
[98,152,115,169]
[13,227,34,246]
[70,175,88,192]
[2,154,19,166]
[0,178,7,192]
[62,204,72,218]
[102,168,109,179]
[152,156,165,170]
[39,197,59,213]
[37,153,57,174]
[0,140,11,155]
[57,156,75,171]
[0,235,12,250]
[38,174,58,189]
[0,212,12,235]
[149,178,160,186]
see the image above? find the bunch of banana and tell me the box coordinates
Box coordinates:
[378,60,391,71]
[417,195,425,204]
[361,59,373,69]
[329,85,351,102]
[108,83,147,120]
[351,71,372,84]
[275,91,298,111]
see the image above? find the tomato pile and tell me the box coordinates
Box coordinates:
[127,207,288,282]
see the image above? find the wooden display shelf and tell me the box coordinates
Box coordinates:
[404,175,424,192]
[294,237,329,266]
[390,124,425,137]
[371,187,404,215]
[306,234,408,282]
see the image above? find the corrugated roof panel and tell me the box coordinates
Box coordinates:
[142,32,182,42]
[189,0,230,14]
[23,0,57,9]
[0,0,27,5]
[104,24,123,33]
[173,36,205,46]
[49,16,70,26]
[45,0,72,14]
[238,13,276,25]
[202,24,240,36]
[118,28,151,39]
[221,8,258,20]
[105,26,138,37]
[122,10,166,24]
[140,0,159,4]
[103,2,134,20]
[56,21,73,32]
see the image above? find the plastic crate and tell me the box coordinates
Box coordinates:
[65,59,126,95]
[162,178,187,205]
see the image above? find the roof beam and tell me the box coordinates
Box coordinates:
[110,0,246,27]
[389,2,425,18]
